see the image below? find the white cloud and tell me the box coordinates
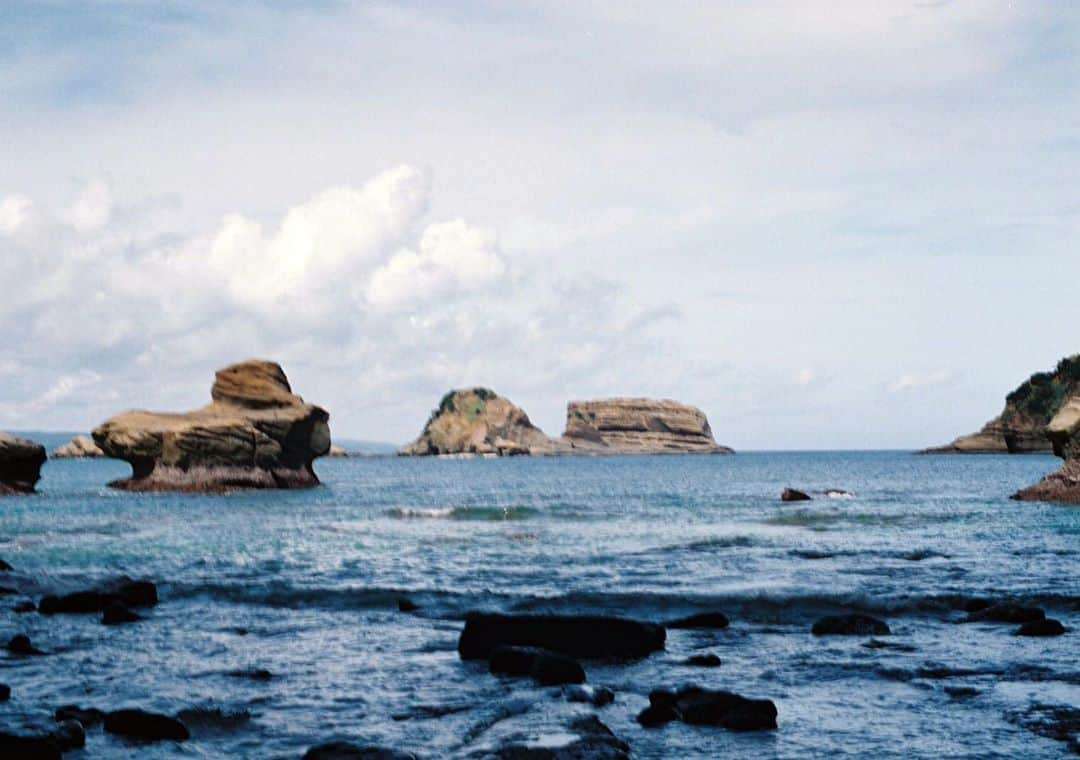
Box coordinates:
[68,179,113,233]
[0,195,33,237]
[794,368,816,386]
[890,370,954,393]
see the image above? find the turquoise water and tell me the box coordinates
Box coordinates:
[1,448,1077,757]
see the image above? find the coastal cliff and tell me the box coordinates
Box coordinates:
[562,398,732,454]
[0,432,47,494]
[923,355,1080,454]
[92,359,330,491]
[400,388,560,456]
[1012,393,1080,502]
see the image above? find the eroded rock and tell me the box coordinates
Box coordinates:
[459,613,666,660]
[50,435,104,458]
[400,388,557,456]
[0,432,46,494]
[562,398,732,454]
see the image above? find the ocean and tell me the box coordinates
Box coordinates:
[1,444,1077,758]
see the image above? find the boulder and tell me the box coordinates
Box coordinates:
[0,684,9,701]
[103,709,189,742]
[638,686,777,731]
[684,653,722,667]
[92,359,330,492]
[811,614,890,636]
[400,388,559,456]
[562,398,732,454]
[781,488,811,502]
[0,433,46,494]
[303,742,418,759]
[6,634,44,655]
[39,577,157,615]
[55,706,106,728]
[459,613,665,660]
[964,603,1045,624]
[101,602,142,625]
[0,732,62,760]
[563,684,615,707]
[1015,619,1066,637]
[474,716,629,759]
[667,611,729,629]
[49,720,85,752]
[50,435,104,458]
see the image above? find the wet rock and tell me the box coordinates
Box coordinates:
[13,601,35,614]
[476,716,630,759]
[39,576,157,615]
[673,686,778,730]
[684,653,722,667]
[55,705,106,727]
[961,598,992,613]
[102,602,142,625]
[861,638,916,652]
[176,707,251,732]
[227,667,273,681]
[667,611,729,629]
[1015,619,1066,637]
[563,684,614,707]
[6,634,44,655]
[781,488,811,502]
[103,709,189,742]
[1008,703,1080,755]
[398,597,419,612]
[811,614,890,636]
[0,558,12,571]
[0,684,9,701]
[964,603,1044,624]
[637,703,680,728]
[303,742,418,759]
[489,645,586,685]
[0,432,47,494]
[0,732,62,760]
[50,720,85,751]
[459,613,665,660]
[944,686,979,699]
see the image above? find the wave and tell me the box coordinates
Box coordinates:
[385,505,540,521]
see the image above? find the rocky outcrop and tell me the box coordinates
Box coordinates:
[400,388,560,456]
[92,360,330,492]
[561,398,732,454]
[0,432,46,494]
[1013,392,1080,502]
[51,435,104,458]
[924,355,1080,454]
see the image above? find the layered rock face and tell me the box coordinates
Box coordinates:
[0,433,47,494]
[92,360,330,492]
[1013,395,1080,502]
[562,399,732,454]
[400,388,559,456]
[52,435,105,459]
[924,356,1080,454]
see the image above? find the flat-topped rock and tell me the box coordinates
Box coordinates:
[561,398,732,454]
[400,388,561,456]
[51,435,104,459]
[0,432,47,494]
[92,360,330,492]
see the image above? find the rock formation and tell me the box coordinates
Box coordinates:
[1013,392,1080,502]
[399,388,560,456]
[924,355,1080,454]
[0,433,47,494]
[561,398,732,454]
[51,435,104,459]
[92,360,330,492]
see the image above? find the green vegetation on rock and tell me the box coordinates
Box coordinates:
[1004,355,1080,423]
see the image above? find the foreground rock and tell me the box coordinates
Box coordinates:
[489,645,586,685]
[400,388,559,456]
[103,709,189,742]
[472,716,629,760]
[638,686,777,731]
[459,613,665,660]
[1015,619,1066,637]
[39,577,157,615]
[923,355,1080,454]
[0,432,47,494]
[562,398,732,454]
[811,614,890,636]
[667,611,729,629]
[92,359,330,492]
[303,742,418,759]
[50,435,105,458]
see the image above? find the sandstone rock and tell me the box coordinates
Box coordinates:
[328,445,349,457]
[458,613,666,660]
[92,359,330,492]
[1013,390,1080,501]
[781,488,811,502]
[0,432,46,494]
[50,435,104,458]
[400,388,560,456]
[561,398,732,454]
[923,355,1080,454]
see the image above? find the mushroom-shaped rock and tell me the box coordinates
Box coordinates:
[0,433,46,494]
[92,360,330,492]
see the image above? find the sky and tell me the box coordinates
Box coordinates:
[0,0,1078,449]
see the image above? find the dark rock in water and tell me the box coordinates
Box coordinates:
[0,432,47,494]
[104,709,189,742]
[55,705,106,727]
[227,667,273,681]
[648,688,677,709]
[13,601,35,614]
[0,558,12,571]
[637,703,680,727]
[398,597,419,612]
[489,645,539,676]
[0,732,62,760]
[302,742,418,759]
[684,653,722,667]
[944,686,979,699]
[781,488,811,501]
[6,634,44,655]
[459,613,665,660]
[667,611,729,629]
[0,683,9,701]
[1008,703,1080,755]
[0,586,13,596]
[1015,619,1066,637]
[961,598,992,613]
[812,614,890,636]
[488,645,586,685]
[175,707,251,732]
[965,603,1044,624]
[478,716,630,759]
[50,720,85,751]
[563,684,614,707]
[39,576,158,615]
[673,686,778,730]
[861,638,916,652]
[102,602,142,625]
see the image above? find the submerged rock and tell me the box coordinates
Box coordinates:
[400,388,558,456]
[6,633,44,655]
[459,613,666,660]
[811,614,890,636]
[303,742,418,759]
[55,705,106,728]
[683,653,722,667]
[563,684,615,707]
[473,715,629,759]
[0,732,62,759]
[1015,619,1066,637]
[103,709,189,742]
[101,602,142,625]
[638,686,777,731]
[562,398,732,454]
[39,577,157,615]
[0,684,9,701]
[781,488,811,502]
[489,645,586,686]
[964,603,1044,624]
[667,611,729,629]
[0,432,47,494]
[50,435,104,459]
[92,359,330,492]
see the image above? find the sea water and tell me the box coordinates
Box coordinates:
[0,445,1076,758]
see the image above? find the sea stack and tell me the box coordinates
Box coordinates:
[1013,392,1080,502]
[92,359,330,492]
[0,433,47,494]
[51,435,105,458]
[561,398,732,454]
[400,388,559,456]
[923,355,1080,454]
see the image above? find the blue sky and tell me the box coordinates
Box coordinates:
[0,1,1078,448]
